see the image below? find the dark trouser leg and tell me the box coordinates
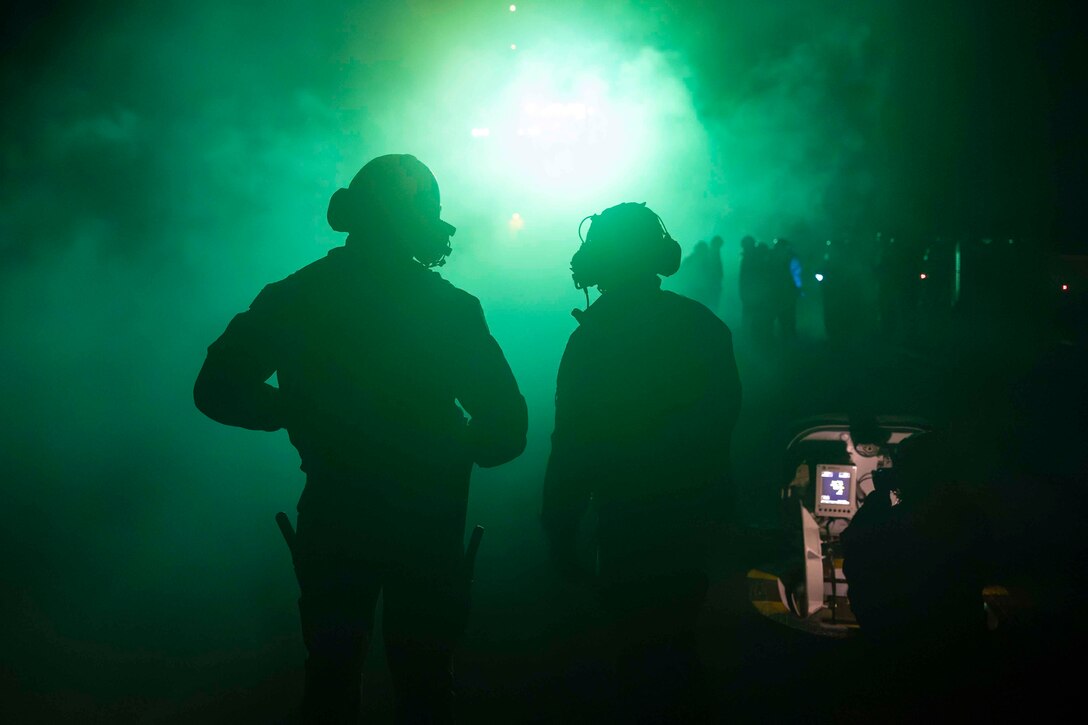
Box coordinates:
[782,300,797,338]
[754,303,775,345]
[383,632,454,724]
[382,565,462,724]
[601,570,709,724]
[296,557,382,725]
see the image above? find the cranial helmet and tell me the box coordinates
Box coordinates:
[569,202,681,291]
[326,154,456,267]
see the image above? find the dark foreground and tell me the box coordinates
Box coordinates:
[4,304,1084,723]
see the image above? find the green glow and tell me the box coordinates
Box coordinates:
[5,2,1072,718]
[424,38,713,280]
[320,11,720,296]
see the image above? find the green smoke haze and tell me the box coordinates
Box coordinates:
[2,0,1082,720]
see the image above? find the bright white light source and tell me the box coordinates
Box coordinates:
[509,212,524,232]
[429,37,710,228]
[1062,283,1070,291]
[814,273,824,282]
[510,4,517,11]
[470,127,491,138]
[510,43,517,50]
[920,273,927,280]
[522,101,589,120]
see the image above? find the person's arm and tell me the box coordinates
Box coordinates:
[700,320,742,521]
[454,298,528,468]
[193,286,286,432]
[708,322,742,444]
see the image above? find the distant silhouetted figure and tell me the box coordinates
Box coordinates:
[543,202,741,722]
[739,235,773,343]
[875,232,920,343]
[842,431,991,717]
[821,237,863,343]
[674,240,713,309]
[194,154,528,724]
[673,236,725,316]
[771,237,801,340]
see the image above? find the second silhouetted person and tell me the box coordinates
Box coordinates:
[543,202,741,722]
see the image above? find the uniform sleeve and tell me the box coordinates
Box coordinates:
[541,331,593,552]
[454,299,528,468]
[193,285,287,432]
[700,319,742,485]
[679,316,742,524]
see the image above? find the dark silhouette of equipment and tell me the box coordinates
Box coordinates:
[276,511,296,555]
[463,524,484,583]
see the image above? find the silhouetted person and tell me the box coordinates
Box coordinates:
[542,202,741,722]
[771,237,801,340]
[194,154,528,724]
[674,240,713,309]
[841,431,991,717]
[821,237,864,343]
[677,236,725,315]
[739,235,773,344]
[735,232,779,343]
[875,232,920,343]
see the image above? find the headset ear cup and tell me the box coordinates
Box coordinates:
[572,206,679,288]
[327,188,360,233]
[659,235,681,277]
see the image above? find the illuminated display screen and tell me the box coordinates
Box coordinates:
[820,469,852,506]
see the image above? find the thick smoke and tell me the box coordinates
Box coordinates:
[1,0,1073,718]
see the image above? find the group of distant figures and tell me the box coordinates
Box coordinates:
[674,230,1018,349]
[671,234,803,344]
